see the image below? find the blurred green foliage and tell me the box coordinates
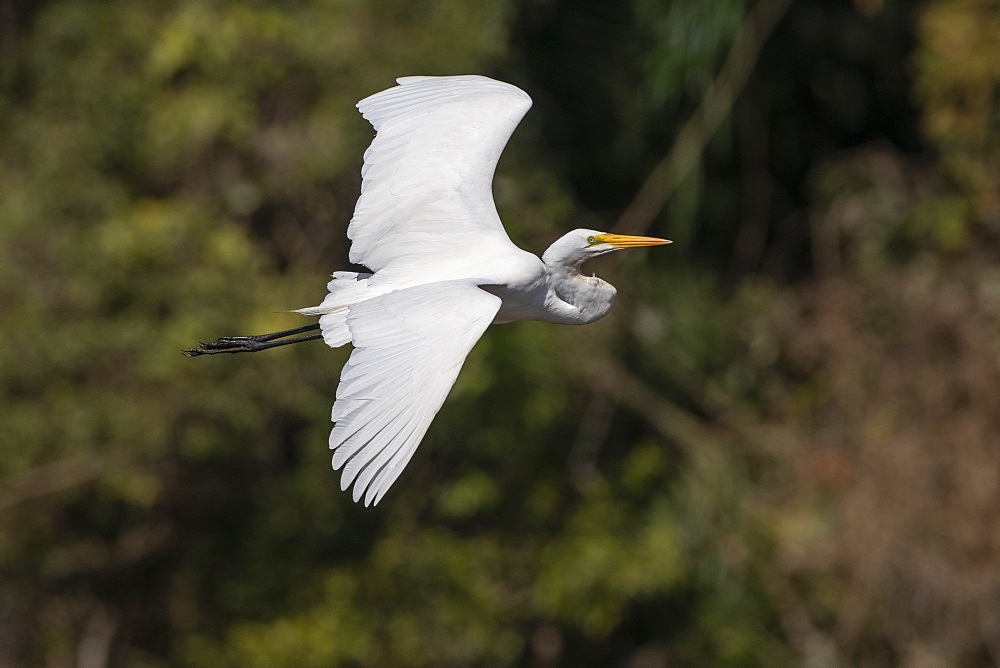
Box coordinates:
[2,0,1000,665]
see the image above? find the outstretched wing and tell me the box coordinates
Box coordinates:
[349,75,532,273]
[330,281,501,506]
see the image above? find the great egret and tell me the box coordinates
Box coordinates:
[186,75,670,506]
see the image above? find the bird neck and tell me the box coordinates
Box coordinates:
[542,261,617,325]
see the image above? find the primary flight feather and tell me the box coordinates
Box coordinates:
[186,75,670,506]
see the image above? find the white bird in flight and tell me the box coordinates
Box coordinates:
[186,75,670,506]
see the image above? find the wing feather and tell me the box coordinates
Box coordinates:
[351,405,424,502]
[348,75,532,273]
[333,398,412,468]
[368,433,422,506]
[329,281,501,505]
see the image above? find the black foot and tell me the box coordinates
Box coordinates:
[183,324,323,357]
[183,337,265,356]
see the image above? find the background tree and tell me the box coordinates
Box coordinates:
[1,0,998,665]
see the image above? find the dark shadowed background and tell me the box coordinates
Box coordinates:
[2,0,999,665]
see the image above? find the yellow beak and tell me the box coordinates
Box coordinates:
[600,234,672,248]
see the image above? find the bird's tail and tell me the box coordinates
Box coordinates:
[296,271,374,347]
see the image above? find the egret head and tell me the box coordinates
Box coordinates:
[542,229,672,269]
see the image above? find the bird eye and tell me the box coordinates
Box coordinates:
[587,236,598,244]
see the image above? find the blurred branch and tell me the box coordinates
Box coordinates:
[613,0,795,235]
[584,356,719,450]
[567,391,616,492]
[0,456,105,511]
[585,353,796,460]
[76,607,119,668]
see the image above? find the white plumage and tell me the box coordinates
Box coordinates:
[188,75,670,506]
[350,75,530,275]
[328,282,500,506]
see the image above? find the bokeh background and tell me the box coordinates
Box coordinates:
[2,0,999,665]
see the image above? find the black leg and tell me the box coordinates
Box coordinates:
[184,323,323,356]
